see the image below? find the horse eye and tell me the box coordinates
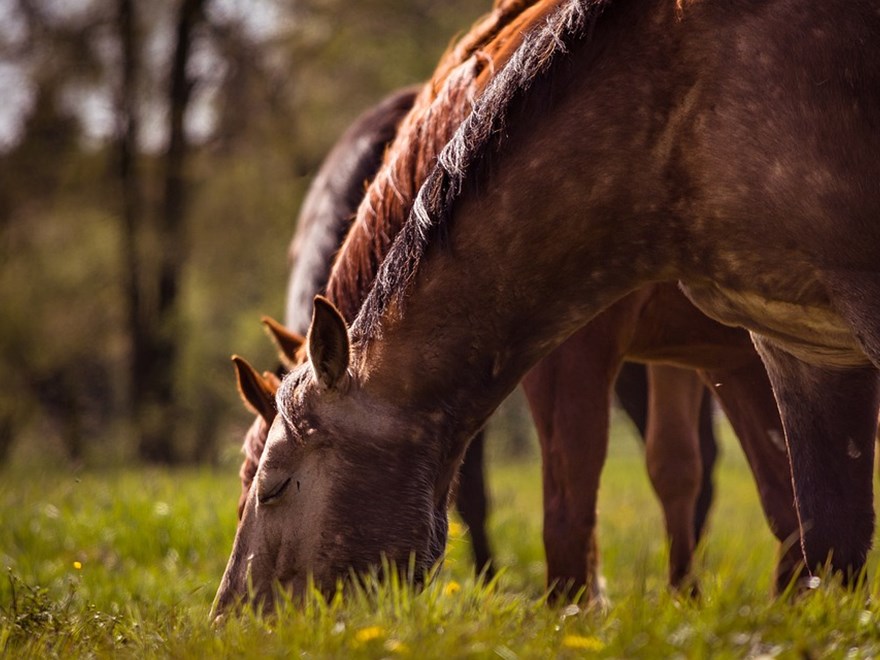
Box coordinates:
[258,477,292,505]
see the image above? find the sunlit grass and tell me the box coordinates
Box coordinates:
[2,416,880,656]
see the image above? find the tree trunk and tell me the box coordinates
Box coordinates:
[0,413,15,466]
[117,0,204,463]
[115,0,151,458]
[138,0,205,463]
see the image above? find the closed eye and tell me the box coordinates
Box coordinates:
[258,477,292,505]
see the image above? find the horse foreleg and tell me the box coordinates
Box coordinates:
[643,364,704,594]
[454,429,494,578]
[703,357,803,593]
[752,337,879,586]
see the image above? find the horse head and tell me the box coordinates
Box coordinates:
[213,297,450,618]
[231,319,306,519]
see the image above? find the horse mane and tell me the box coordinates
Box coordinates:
[352,0,608,341]
[325,0,567,324]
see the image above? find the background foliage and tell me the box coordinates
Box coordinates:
[0,0,489,466]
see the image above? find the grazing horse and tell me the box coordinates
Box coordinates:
[233,76,737,595]
[214,0,880,615]
[240,103,798,599]
[233,84,720,583]
[232,86,496,574]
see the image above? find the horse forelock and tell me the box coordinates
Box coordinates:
[325,0,568,327]
[351,0,609,342]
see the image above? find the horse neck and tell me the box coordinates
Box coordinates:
[351,1,684,449]
[354,181,656,452]
[325,1,564,324]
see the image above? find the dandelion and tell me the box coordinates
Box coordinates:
[73,561,82,570]
[355,626,385,644]
[384,639,409,654]
[562,634,605,651]
[443,581,461,597]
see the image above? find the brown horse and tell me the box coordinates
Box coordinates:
[232,87,497,574]
[214,0,880,615]
[231,82,731,594]
[232,83,722,581]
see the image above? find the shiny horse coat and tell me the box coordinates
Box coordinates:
[214,0,880,615]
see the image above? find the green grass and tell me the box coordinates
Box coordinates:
[2,416,880,657]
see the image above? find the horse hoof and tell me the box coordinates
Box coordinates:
[670,575,700,601]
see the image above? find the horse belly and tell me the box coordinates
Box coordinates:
[679,280,869,369]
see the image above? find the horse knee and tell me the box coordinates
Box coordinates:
[646,443,702,504]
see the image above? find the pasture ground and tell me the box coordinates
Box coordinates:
[2,413,880,657]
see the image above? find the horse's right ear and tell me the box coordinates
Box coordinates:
[261,316,305,370]
[307,296,350,390]
[231,355,277,424]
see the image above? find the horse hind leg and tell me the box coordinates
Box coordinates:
[644,364,704,595]
[693,390,718,544]
[615,363,718,547]
[753,336,879,585]
[522,329,621,605]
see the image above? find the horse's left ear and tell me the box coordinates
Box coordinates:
[307,296,350,390]
[231,355,277,424]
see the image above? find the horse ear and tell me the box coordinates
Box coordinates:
[262,371,282,390]
[307,296,350,390]
[261,316,305,370]
[231,355,277,424]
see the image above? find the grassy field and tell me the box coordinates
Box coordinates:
[2,415,880,657]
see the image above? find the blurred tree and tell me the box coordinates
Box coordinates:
[114,0,148,461]
[0,0,495,467]
[133,0,206,463]
[0,0,115,465]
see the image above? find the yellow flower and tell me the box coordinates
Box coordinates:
[355,626,385,644]
[384,639,409,654]
[562,635,605,651]
[449,521,464,537]
[73,561,82,570]
[443,581,461,597]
